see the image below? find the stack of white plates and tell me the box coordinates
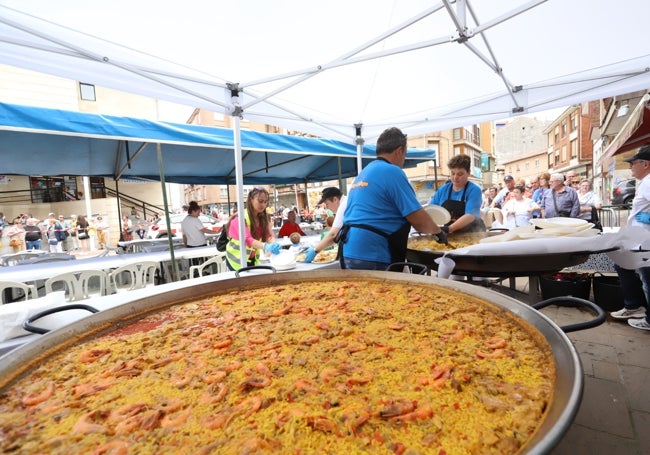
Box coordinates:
[270,250,296,270]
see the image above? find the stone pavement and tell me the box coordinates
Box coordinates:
[485,278,650,454]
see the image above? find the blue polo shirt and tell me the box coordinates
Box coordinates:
[342,159,422,263]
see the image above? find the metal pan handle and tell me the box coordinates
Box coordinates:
[23,304,100,335]
[386,262,430,275]
[235,265,276,278]
[532,296,606,333]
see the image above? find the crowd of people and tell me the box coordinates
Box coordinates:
[0,212,110,255]
[478,171,604,230]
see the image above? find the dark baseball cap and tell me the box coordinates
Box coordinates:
[623,147,650,162]
[504,175,514,182]
[317,187,342,205]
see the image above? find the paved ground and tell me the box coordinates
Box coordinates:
[485,278,650,454]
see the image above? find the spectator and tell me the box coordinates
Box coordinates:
[182,201,214,247]
[95,216,109,249]
[501,185,539,229]
[23,217,42,250]
[576,179,602,224]
[6,217,25,252]
[278,211,305,237]
[564,170,578,186]
[610,147,650,331]
[121,215,134,242]
[58,215,73,252]
[46,217,64,253]
[69,215,79,251]
[539,173,580,218]
[76,215,91,253]
[490,175,516,225]
[339,127,444,270]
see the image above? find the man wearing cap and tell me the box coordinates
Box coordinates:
[337,127,445,270]
[303,187,347,263]
[490,175,516,225]
[610,146,650,331]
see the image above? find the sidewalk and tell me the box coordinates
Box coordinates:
[487,277,650,454]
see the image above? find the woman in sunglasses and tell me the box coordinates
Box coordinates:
[225,188,281,271]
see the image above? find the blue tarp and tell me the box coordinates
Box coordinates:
[0,103,435,184]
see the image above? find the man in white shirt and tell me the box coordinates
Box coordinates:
[609,147,650,331]
[303,187,347,262]
[181,201,213,247]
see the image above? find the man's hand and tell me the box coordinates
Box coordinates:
[263,242,282,255]
[440,225,450,234]
[636,212,650,225]
[303,247,317,263]
[435,230,448,244]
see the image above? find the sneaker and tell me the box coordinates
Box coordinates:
[628,318,650,331]
[610,307,647,319]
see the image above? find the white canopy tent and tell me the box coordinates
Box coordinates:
[0,0,648,143]
[0,0,649,268]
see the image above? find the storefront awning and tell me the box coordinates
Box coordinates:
[600,93,650,165]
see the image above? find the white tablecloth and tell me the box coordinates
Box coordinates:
[0,246,222,283]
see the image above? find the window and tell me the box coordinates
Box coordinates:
[570,140,578,159]
[79,83,96,101]
[525,162,530,170]
[220,186,228,198]
[561,145,567,162]
[570,113,577,132]
[453,128,461,140]
[561,121,567,137]
[534,159,539,168]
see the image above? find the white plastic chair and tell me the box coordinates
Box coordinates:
[1,252,42,267]
[108,261,159,293]
[0,280,38,304]
[189,253,226,278]
[45,270,108,302]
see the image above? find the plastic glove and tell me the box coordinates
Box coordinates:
[636,212,650,225]
[303,247,317,263]
[440,225,450,234]
[263,242,282,255]
[434,230,448,244]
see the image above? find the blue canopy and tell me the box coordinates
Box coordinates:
[0,103,435,184]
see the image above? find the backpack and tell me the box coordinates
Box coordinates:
[55,223,67,242]
[216,226,229,252]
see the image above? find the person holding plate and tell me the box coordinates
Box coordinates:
[429,154,485,234]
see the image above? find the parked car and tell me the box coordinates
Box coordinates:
[611,178,636,206]
[146,213,222,239]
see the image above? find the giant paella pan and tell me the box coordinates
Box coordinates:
[0,269,603,454]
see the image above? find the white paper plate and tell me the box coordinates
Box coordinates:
[424,205,451,225]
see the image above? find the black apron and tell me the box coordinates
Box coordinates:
[441,183,486,233]
[336,222,411,269]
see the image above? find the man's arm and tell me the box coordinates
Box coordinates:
[407,208,441,234]
[313,226,340,253]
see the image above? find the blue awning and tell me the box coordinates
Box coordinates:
[0,102,435,184]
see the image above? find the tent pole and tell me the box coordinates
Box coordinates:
[230,87,247,269]
[157,143,178,281]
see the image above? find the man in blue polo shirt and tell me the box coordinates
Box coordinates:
[339,127,446,270]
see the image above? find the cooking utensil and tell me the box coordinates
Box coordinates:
[0,271,603,454]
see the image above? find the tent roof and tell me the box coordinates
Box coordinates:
[0,102,435,184]
[0,0,648,144]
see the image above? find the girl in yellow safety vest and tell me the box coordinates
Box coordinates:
[225,187,281,271]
